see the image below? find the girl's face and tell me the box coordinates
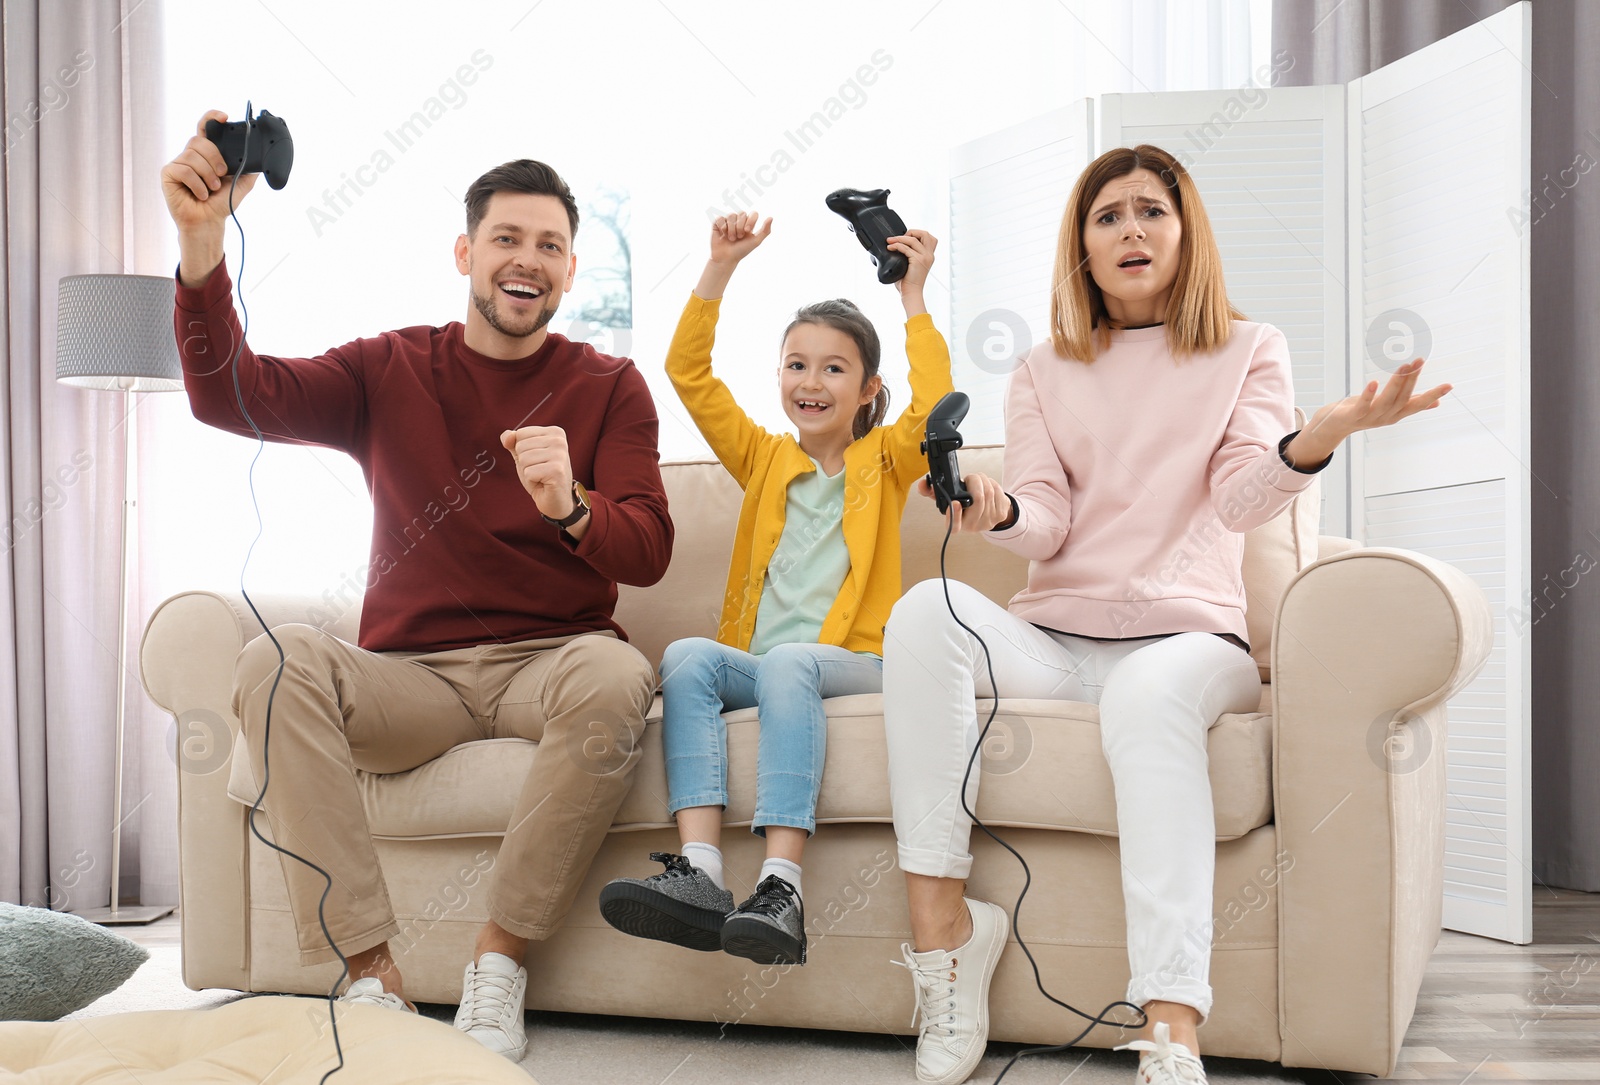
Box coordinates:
[778,322,881,446]
[1081,168,1183,323]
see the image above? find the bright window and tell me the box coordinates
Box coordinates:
[153,0,1270,597]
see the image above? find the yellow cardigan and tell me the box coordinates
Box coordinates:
[665,293,955,656]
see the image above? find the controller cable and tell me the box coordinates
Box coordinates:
[220,104,350,1084]
[931,498,1148,1082]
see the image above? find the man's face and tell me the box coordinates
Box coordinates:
[454,192,576,346]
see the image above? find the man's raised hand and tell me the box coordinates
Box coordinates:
[162,111,258,230]
[162,111,260,288]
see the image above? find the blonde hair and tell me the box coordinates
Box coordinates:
[1049,144,1244,361]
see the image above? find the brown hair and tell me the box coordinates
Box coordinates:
[782,299,888,440]
[464,160,580,239]
[1049,143,1244,361]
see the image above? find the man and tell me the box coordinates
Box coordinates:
[161,110,673,1061]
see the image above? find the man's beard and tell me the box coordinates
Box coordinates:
[472,286,556,339]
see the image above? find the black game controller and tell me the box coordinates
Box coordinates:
[922,392,974,514]
[826,187,909,284]
[205,105,293,190]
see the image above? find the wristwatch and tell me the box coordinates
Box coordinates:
[541,480,591,529]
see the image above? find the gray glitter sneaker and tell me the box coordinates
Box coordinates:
[721,874,806,966]
[598,851,735,952]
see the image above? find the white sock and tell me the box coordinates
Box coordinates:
[759,857,803,902]
[682,842,725,890]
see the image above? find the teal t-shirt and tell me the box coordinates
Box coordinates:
[749,457,850,656]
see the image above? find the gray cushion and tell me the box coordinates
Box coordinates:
[0,903,148,1020]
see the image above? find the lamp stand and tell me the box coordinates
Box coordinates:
[76,386,174,926]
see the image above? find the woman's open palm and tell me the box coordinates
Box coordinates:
[1306,358,1452,443]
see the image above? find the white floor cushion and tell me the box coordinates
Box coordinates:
[0,995,536,1084]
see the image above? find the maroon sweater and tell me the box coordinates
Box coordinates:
[175,263,672,653]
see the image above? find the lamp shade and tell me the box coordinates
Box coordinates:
[55,274,184,392]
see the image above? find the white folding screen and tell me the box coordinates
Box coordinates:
[948,100,1094,445]
[1347,3,1533,945]
[946,2,1532,943]
[1100,85,1350,536]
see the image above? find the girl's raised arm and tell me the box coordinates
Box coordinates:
[665,213,777,487]
[883,230,956,484]
[889,229,933,320]
[695,212,772,300]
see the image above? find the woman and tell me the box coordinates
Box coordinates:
[881,144,1450,1085]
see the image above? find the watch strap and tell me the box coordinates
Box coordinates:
[540,481,591,528]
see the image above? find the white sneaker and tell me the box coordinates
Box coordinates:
[453,951,529,1061]
[337,976,415,1013]
[1115,1021,1209,1084]
[892,898,1009,1084]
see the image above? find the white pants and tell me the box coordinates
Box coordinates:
[883,579,1263,1018]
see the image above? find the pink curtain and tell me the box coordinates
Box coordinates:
[1,0,174,908]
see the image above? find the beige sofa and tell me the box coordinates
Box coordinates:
[140,445,1491,1077]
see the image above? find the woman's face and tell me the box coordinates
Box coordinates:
[1081,168,1183,325]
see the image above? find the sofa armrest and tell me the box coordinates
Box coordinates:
[1270,547,1491,1075]
[139,589,360,991]
[1316,534,1359,560]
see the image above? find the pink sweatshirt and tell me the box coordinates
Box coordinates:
[987,321,1317,644]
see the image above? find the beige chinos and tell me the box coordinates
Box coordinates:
[232,623,654,966]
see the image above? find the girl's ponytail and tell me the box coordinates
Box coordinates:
[853,384,890,440]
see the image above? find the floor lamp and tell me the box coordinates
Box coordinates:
[54,274,184,925]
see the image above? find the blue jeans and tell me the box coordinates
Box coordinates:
[659,637,884,834]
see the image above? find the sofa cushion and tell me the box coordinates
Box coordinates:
[222,443,1298,841]
[227,690,1274,841]
[611,458,742,674]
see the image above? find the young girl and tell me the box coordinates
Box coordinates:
[880,144,1450,1085]
[599,210,953,967]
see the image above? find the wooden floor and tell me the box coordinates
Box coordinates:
[114,910,181,951]
[1293,887,1600,1084]
[117,889,1599,1082]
